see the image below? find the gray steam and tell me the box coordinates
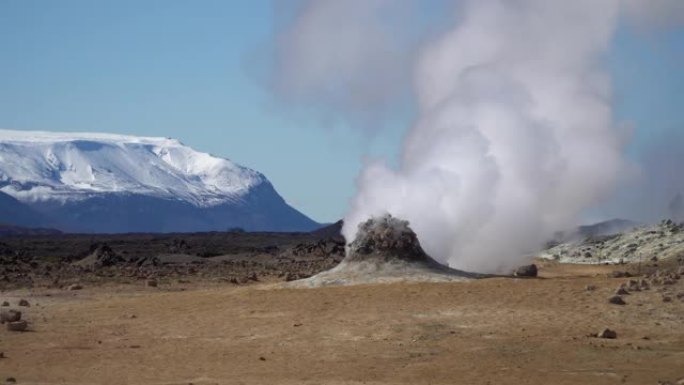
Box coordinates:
[272,0,684,273]
[271,0,427,130]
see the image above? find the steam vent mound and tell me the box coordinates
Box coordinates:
[294,215,480,287]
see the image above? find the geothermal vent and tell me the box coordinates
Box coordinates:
[293,215,480,287]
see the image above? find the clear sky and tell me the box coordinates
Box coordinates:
[0,0,682,223]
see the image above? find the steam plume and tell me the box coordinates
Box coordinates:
[272,0,684,273]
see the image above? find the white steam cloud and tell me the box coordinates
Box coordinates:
[272,0,684,273]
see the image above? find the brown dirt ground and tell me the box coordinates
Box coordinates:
[1,264,683,385]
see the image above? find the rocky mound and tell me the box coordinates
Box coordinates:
[292,215,480,287]
[73,244,126,268]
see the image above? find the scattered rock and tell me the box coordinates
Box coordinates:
[6,320,27,332]
[608,295,626,305]
[67,284,83,291]
[639,279,650,290]
[17,299,29,307]
[610,271,630,278]
[627,279,641,292]
[5,377,16,384]
[585,285,597,291]
[259,356,266,361]
[615,286,629,295]
[145,279,158,288]
[0,309,21,324]
[597,328,617,339]
[663,296,672,303]
[1,301,8,307]
[514,264,538,278]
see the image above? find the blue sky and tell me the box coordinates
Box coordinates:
[0,0,682,223]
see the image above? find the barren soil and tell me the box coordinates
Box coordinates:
[1,263,683,385]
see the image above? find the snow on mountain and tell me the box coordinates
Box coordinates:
[0,129,264,206]
[0,129,319,233]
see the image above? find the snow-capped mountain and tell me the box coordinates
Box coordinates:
[0,129,319,233]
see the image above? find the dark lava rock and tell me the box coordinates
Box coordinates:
[597,328,617,339]
[610,271,631,278]
[0,309,21,323]
[514,264,538,278]
[6,320,27,332]
[615,286,630,295]
[92,244,125,268]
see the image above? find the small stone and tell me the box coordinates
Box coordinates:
[259,356,266,361]
[145,279,158,288]
[1,301,8,307]
[615,286,630,295]
[627,279,640,292]
[17,299,29,307]
[608,295,626,305]
[6,320,27,332]
[610,271,629,278]
[67,284,83,291]
[597,328,617,339]
[514,264,538,278]
[663,296,672,303]
[5,377,16,384]
[0,309,21,324]
[585,285,597,291]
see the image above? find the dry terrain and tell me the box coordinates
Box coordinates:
[1,263,683,385]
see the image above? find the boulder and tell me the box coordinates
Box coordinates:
[597,328,617,339]
[0,309,21,324]
[627,280,641,292]
[615,286,629,295]
[610,271,630,278]
[514,264,538,278]
[6,320,27,332]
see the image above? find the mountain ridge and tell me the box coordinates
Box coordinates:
[0,129,318,233]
